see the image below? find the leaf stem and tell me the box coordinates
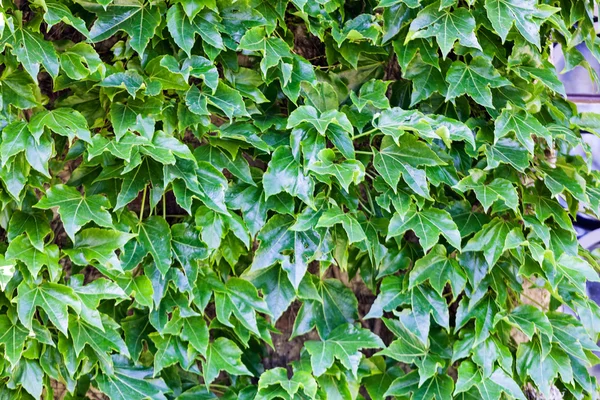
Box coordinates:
[139,186,147,224]
[355,150,373,155]
[353,128,378,140]
[365,184,376,215]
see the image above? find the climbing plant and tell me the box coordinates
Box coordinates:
[0,0,599,398]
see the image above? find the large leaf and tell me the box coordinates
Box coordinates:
[36,184,114,240]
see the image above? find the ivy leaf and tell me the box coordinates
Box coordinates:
[16,281,81,335]
[484,0,554,48]
[445,57,510,108]
[138,216,173,277]
[412,284,450,334]
[387,373,454,399]
[316,206,367,244]
[25,132,53,178]
[388,206,462,251]
[494,108,552,154]
[101,71,145,98]
[11,359,44,399]
[69,275,127,330]
[373,135,443,197]
[258,368,318,399]
[409,3,481,57]
[249,214,321,289]
[203,337,252,386]
[373,108,434,141]
[307,149,365,191]
[455,361,526,400]
[7,210,51,251]
[171,222,209,273]
[1,121,29,166]
[43,1,91,36]
[263,146,314,207]
[64,228,136,272]
[484,138,530,172]
[214,277,271,335]
[9,26,60,79]
[287,105,353,138]
[95,364,169,400]
[454,170,519,212]
[205,82,249,120]
[463,218,522,267]
[69,315,130,373]
[404,55,447,106]
[496,305,553,340]
[293,279,359,339]
[349,80,391,111]
[28,108,92,144]
[377,316,428,363]
[0,255,15,291]
[0,316,28,367]
[0,69,40,110]
[36,184,114,240]
[410,244,466,296]
[88,0,162,55]
[6,235,60,279]
[305,324,384,377]
[60,42,103,80]
[150,333,194,375]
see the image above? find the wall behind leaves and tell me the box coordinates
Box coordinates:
[0,0,599,398]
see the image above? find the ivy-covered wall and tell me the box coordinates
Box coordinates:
[0,0,599,399]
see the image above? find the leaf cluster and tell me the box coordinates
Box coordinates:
[0,0,599,398]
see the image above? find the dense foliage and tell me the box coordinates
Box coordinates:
[0,0,600,398]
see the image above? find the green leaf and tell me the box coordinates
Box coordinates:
[250,214,321,289]
[138,216,173,277]
[60,43,103,80]
[6,235,60,279]
[7,210,51,251]
[88,0,162,55]
[203,337,252,386]
[454,169,519,212]
[0,316,28,366]
[36,184,114,240]
[463,218,522,266]
[29,108,92,144]
[494,108,552,154]
[287,105,353,137]
[410,244,466,296]
[1,121,29,166]
[69,315,130,373]
[484,0,555,48]
[409,3,481,57]
[445,57,510,108]
[43,1,90,36]
[316,206,367,244]
[263,146,314,207]
[388,206,462,251]
[305,324,384,376]
[387,373,454,399]
[16,281,81,335]
[484,138,530,172]
[96,364,169,400]
[374,135,443,197]
[9,26,60,79]
[350,80,391,111]
[150,333,194,374]
[496,305,553,340]
[64,228,136,271]
[205,82,249,120]
[307,149,365,191]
